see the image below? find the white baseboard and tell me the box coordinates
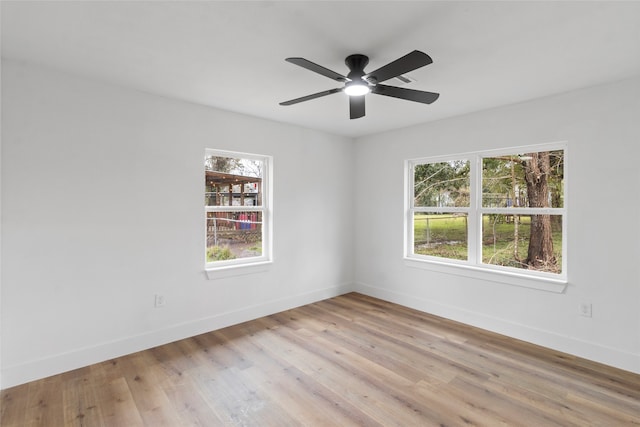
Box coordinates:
[1,283,354,389]
[353,282,640,375]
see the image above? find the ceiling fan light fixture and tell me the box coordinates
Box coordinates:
[280,50,438,119]
[344,81,370,96]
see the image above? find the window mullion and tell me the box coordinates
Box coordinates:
[406,161,415,258]
[206,206,264,213]
[466,154,480,264]
[480,207,565,215]
[413,206,469,214]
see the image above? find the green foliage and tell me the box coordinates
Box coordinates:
[413,214,468,260]
[413,214,562,272]
[205,155,241,173]
[482,151,564,208]
[481,215,562,273]
[207,245,236,262]
[414,151,564,209]
[414,150,564,273]
[482,156,521,207]
[414,160,470,207]
[205,155,263,178]
[547,150,564,208]
[414,214,467,241]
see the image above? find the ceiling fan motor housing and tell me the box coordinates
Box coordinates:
[345,54,369,82]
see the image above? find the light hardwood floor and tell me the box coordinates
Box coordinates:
[2,292,640,426]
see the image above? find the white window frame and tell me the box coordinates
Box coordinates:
[204,149,272,278]
[405,142,567,292]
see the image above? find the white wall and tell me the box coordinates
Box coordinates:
[0,60,354,388]
[353,76,640,374]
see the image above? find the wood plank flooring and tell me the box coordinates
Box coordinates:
[2,292,640,426]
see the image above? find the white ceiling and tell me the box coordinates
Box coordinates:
[2,1,640,138]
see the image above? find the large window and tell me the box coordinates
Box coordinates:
[205,149,271,269]
[407,143,566,281]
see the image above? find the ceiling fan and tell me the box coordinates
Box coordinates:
[279,50,439,119]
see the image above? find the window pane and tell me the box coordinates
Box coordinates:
[414,160,470,207]
[206,211,263,262]
[482,214,562,273]
[413,213,468,260]
[205,155,263,207]
[482,150,564,208]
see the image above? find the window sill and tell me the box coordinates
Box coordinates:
[205,260,272,280]
[404,257,567,293]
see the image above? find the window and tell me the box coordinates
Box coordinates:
[406,143,566,282]
[205,149,271,270]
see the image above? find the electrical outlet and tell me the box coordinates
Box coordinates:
[154,294,166,308]
[579,302,592,317]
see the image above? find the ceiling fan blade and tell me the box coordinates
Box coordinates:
[371,84,439,104]
[279,88,343,106]
[285,58,347,82]
[364,50,433,83]
[349,96,365,119]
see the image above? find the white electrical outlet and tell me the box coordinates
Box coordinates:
[579,302,592,317]
[154,294,166,308]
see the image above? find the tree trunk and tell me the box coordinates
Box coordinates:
[523,152,556,270]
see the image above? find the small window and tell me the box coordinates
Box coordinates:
[407,144,566,281]
[205,149,271,269]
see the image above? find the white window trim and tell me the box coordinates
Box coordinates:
[204,149,273,279]
[404,142,568,292]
